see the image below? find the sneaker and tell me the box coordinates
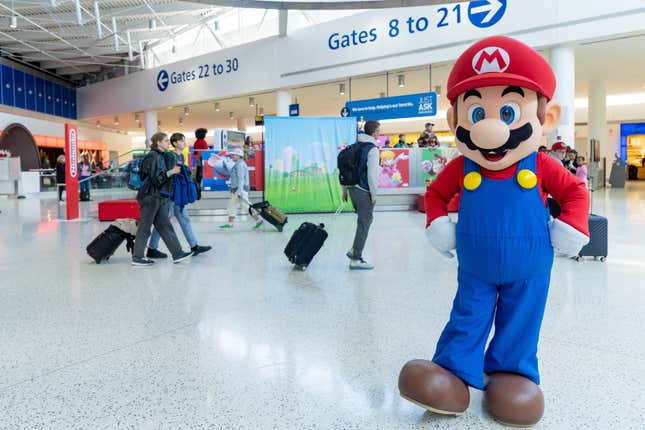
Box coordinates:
[132,257,154,267]
[345,249,355,260]
[350,259,374,270]
[191,245,212,256]
[173,251,192,264]
[146,248,168,259]
[219,224,234,230]
[253,220,264,229]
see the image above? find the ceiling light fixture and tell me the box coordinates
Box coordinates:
[249,97,255,107]
[214,102,220,112]
[148,19,156,30]
[171,39,176,55]
[339,83,346,95]
[434,85,441,95]
[179,117,183,125]
[96,121,101,128]
[157,120,161,127]
[229,112,234,120]
[9,15,17,29]
[184,106,190,116]
[114,116,119,126]
[379,92,386,98]
[398,74,405,88]
[134,113,140,123]
[259,107,264,115]
[112,17,119,51]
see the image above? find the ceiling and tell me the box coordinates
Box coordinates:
[0,0,222,83]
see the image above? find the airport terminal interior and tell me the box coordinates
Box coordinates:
[0,0,644,428]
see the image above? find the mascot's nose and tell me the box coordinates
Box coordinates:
[470,119,510,150]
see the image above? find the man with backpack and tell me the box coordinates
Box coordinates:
[339,120,381,270]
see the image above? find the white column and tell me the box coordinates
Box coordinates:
[588,80,606,157]
[550,46,576,147]
[144,111,157,149]
[276,90,291,117]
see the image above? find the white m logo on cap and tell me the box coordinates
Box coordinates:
[472,47,510,74]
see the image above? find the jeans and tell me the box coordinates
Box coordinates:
[80,177,90,194]
[348,187,375,259]
[133,195,183,259]
[150,203,198,249]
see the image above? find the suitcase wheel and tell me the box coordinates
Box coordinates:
[575,256,583,262]
[597,256,606,262]
[295,264,307,271]
[277,225,284,232]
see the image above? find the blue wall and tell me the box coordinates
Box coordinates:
[0,64,76,120]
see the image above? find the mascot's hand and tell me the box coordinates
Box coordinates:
[426,216,456,259]
[549,218,590,257]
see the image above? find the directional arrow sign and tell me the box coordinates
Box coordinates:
[468,0,506,28]
[157,70,169,92]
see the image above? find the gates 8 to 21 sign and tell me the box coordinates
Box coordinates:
[327,0,506,51]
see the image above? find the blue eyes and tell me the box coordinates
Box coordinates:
[467,103,521,125]
[500,103,520,125]
[468,105,486,124]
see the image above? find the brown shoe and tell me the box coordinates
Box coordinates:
[484,373,544,427]
[398,360,470,416]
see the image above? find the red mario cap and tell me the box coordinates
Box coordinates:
[552,141,568,151]
[447,36,556,103]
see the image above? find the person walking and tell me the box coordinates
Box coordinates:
[79,154,92,200]
[55,154,66,202]
[219,149,263,229]
[132,132,192,266]
[343,120,380,270]
[193,128,209,199]
[146,133,212,258]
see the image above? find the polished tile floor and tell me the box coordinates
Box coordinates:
[0,184,644,429]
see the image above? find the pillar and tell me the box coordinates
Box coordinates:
[276,90,291,117]
[549,46,576,147]
[588,80,607,159]
[236,117,247,132]
[144,110,157,149]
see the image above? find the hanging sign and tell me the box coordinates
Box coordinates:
[344,92,437,121]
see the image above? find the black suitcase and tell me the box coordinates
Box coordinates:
[577,214,608,261]
[86,225,134,264]
[284,222,328,270]
[250,201,288,232]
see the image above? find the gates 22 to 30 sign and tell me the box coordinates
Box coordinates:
[156,58,240,92]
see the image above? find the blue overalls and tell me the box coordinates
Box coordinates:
[432,152,554,390]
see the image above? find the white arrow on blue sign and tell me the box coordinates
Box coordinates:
[157,70,169,92]
[468,0,506,28]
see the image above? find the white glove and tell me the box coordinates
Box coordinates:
[426,216,456,259]
[549,218,590,257]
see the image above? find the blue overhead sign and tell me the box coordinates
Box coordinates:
[468,0,507,28]
[289,103,300,116]
[344,92,437,121]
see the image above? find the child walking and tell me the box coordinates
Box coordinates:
[575,156,588,188]
[219,149,263,229]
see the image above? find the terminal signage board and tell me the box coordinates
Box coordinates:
[345,92,436,121]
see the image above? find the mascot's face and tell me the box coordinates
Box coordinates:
[447,85,560,171]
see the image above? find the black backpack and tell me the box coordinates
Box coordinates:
[338,142,370,186]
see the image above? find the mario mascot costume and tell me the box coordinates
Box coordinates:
[398,37,590,427]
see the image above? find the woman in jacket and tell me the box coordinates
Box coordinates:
[55,154,66,202]
[131,132,192,266]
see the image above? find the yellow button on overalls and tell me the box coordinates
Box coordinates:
[464,172,482,191]
[517,169,537,189]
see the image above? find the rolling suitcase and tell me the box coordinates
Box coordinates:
[86,221,136,264]
[577,214,608,261]
[284,222,328,270]
[577,174,608,262]
[250,200,288,232]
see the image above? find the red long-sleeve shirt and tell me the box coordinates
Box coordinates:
[425,152,590,236]
[193,138,209,162]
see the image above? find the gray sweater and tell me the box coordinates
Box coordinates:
[356,134,380,196]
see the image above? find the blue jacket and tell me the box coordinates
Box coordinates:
[229,160,250,193]
[172,165,197,208]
